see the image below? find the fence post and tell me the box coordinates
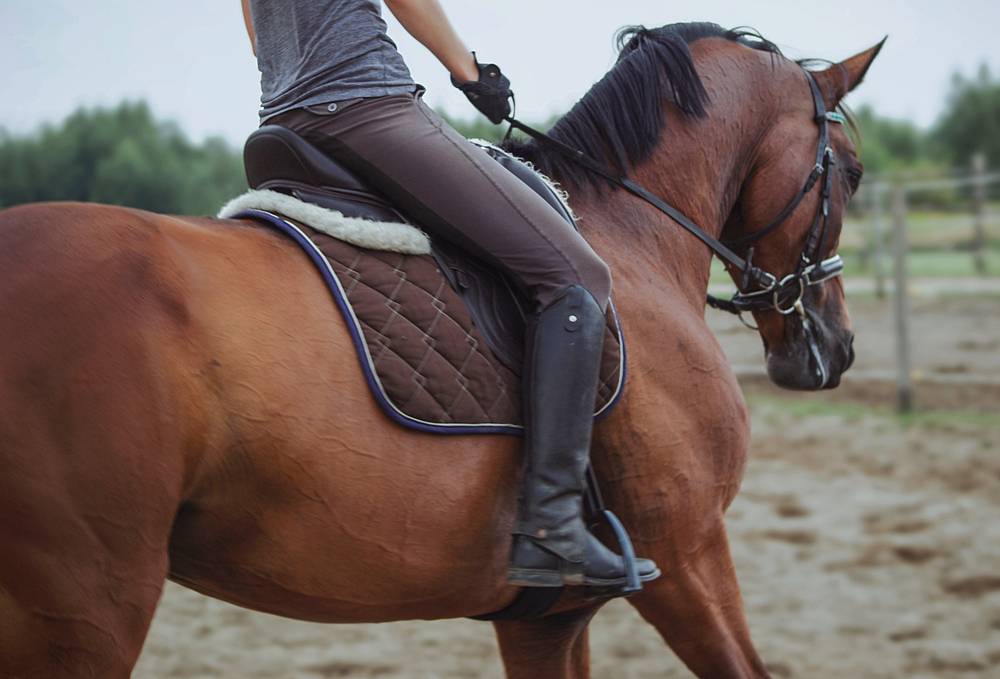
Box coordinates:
[870,183,887,299]
[891,185,914,413]
[972,153,987,275]
[858,189,871,271]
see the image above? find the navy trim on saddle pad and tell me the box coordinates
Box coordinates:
[236,209,627,436]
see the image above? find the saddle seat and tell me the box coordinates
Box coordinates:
[245,125,411,225]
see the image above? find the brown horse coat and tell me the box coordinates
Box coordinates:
[0,34,881,678]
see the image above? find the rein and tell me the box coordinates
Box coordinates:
[504,69,845,320]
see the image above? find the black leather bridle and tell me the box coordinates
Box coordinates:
[505,69,846,320]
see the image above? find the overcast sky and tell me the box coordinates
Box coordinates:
[2,1,998,146]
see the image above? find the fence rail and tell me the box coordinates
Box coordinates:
[865,171,1000,193]
[854,154,998,412]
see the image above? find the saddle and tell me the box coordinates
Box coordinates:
[230,125,625,434]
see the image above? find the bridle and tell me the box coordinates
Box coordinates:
[709,70,844,318]
[504,68,846,320]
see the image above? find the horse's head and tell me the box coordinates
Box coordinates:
[511,24,884,391]
[722,42,885,390]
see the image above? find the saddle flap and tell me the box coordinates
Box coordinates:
[432,239,527,373]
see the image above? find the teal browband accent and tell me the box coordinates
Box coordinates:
[825,111,848,125]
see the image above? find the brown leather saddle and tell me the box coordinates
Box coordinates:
[244,125,582,372]
[239,125,625,434]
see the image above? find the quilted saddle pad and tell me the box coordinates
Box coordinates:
[239,209,626,435]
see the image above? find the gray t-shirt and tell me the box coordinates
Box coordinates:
[250,0,415,121]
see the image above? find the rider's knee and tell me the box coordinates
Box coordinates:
[534,249,612,313]
[578,253,612,311]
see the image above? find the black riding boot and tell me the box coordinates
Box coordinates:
[508,285,660,590]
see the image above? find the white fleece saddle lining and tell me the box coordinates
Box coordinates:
[218,189,432,255]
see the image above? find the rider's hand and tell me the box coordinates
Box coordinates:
[451,53,513,125]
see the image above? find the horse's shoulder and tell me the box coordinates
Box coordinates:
[622,295,749,434]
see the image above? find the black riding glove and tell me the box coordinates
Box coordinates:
[451,53,512,125]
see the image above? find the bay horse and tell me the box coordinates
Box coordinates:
[0,23,881,679]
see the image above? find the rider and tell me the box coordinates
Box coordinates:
[241,0,659,593]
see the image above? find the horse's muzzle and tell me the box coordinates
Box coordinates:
[766,324,854,392]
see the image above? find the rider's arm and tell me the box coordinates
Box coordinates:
[241,0,256,56]
[383,0,478,82]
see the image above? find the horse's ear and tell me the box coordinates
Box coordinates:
[815,37,887,108]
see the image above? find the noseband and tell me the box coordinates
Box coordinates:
[505,69,845,319]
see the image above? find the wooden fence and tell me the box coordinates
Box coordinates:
[859,154,998,412]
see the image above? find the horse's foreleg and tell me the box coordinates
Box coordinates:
[629,517,771,678]
[0,299,188,676]
[493,607,599,679]
[0,515,170,678]
[0,436,176,678]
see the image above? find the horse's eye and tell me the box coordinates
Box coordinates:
[845,166,864,193]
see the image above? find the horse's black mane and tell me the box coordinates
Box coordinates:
[505,22,782,188]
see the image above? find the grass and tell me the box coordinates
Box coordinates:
[708,252,1000,285]
[840,203,1000,277]
[841,249,1000,278]
[708,242,1000,286]
[743,390,1000,430]
[710,255,1000,284]
[703,204,1000,283]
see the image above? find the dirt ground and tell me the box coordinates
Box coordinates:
[135,292,1000,678]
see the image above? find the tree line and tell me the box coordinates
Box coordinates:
[1,65,997,215]
[853,64,1000,178]
[0,102,246,216]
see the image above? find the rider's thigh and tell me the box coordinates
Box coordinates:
[272,95,611,311]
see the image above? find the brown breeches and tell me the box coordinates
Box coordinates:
[270,91,611,311]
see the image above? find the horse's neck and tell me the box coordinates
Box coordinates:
[574,130,751,308]
[574,60,772,307]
